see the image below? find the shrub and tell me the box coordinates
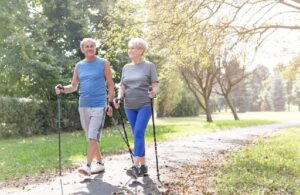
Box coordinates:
[170,89,200,117]
[0,96,128,138]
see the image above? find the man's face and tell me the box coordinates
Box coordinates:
[81,41,96,58]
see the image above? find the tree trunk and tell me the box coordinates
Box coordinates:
[224,95,239,120]
[205,111,213,122]
[204,97,213,122]
[157,102,165,117]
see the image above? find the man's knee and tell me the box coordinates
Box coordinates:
[89,139,99,144]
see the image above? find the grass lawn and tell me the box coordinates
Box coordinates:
[215,127,300,194]
[0,112,285,182]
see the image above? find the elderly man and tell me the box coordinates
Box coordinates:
[55,38,114,176]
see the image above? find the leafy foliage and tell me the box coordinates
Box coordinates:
[0,96,81,138]
[269,73,286,111]
[0,0,113,100]
[97,0,144,83]
[170,87,200,117]
[247,65,270,111]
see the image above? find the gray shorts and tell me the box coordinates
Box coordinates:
[79,107,106,142]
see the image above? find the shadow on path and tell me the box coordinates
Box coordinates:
[71,173,125,195]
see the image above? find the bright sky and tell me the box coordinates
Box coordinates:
[251,30,300,69]
[131,0,300,69]
[246,4,300,69]
[225,1,300,70]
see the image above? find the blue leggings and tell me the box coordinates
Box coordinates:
[125,106,152,157]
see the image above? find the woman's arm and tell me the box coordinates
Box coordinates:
[118,83,125,100]
[149,82,159,98]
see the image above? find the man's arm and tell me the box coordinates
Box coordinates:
[55,65,79,94]
[104,60,115,102]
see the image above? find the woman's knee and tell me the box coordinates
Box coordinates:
[134,130,145,140]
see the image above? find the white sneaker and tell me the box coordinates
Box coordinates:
[78,164,91,176]
[91,162,105,174]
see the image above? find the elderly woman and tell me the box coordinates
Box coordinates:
[115,38,159,177]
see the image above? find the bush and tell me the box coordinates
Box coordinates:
[0,97,127,138]
[0,97,79,138]
[170,89,200,117]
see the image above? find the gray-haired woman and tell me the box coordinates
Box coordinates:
[115,38,159,178]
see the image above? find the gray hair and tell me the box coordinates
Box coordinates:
[128,38,148,50]
[80,38,96,49]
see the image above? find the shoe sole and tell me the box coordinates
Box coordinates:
[128,175,137,179]
[126,171,137,179]
[91,169,105,174]
[78,169,91,176]
[137,173,149,177]
[126,172,149,178]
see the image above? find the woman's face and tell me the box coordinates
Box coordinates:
[128,44,144,59]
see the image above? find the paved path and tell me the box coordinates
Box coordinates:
[1,121,300,195]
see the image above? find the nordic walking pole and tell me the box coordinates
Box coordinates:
[57,85,63,176]
[110,116,134,163]
[110,100,134,163]
[115,98,134,163]
[149,87,160,181]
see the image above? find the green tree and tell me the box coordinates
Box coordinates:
[292,74,300,111]
[146,0,226,122]
[283,56,300,111]
[216,56,252,120]
[269,73,286,111]
[97,0,144,83]
[260,78,272,111]
[0,0,112,100]
[171,86,201,117]
[231,79,250,113]
[156,63,183,117]
[247,64,270,111]
[0,1,46,97]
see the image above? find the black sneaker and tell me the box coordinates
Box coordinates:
[126,166,139,178]
[139,165,148,176]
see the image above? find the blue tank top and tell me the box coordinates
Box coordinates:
[77,57,106,107]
